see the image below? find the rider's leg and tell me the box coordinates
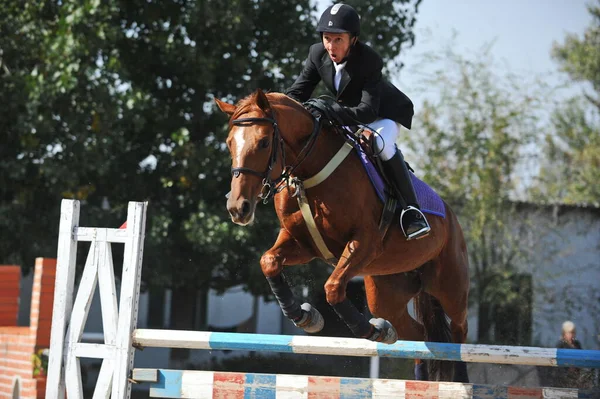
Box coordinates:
[383,149,431,239]
[369,119,431,240]
[369,118,399,161]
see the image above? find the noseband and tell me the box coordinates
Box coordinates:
[230,111,321,203]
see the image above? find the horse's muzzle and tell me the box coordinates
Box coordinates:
[227,197,255,226]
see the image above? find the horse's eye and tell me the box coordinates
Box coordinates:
[260,138,270,149]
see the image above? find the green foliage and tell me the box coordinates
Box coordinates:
[32,349,49,377]
[0,2,71,267]
[0,0,420,303]
[534,1,600,206]
[552,1,600,108]
[533,98,600,205]
[406,44,547,343]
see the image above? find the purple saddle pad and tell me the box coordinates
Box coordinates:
[349,139,446,218]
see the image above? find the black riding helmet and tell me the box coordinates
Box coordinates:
[317,3,360,37]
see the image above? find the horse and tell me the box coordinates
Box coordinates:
[216,89,470,382]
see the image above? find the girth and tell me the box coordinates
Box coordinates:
[290,141,354,265]
[291,135,397,265]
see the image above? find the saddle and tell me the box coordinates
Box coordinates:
[300,99,444,239]
[352,128,399,237]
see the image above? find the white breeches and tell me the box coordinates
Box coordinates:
[363,118,400,161]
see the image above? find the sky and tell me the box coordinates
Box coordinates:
[315,0,593,108]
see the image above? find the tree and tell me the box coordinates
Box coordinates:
[534,1,600,206]
[0,3,65,270]
[404,44,549,344]
[552,1,600,111]
[0,0,421,342]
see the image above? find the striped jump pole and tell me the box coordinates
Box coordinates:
[133,329,600,369]
[131,330,600,397]
[131,369,596,399]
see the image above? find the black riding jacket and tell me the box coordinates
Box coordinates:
[285,41,414,129]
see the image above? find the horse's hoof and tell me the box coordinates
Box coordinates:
[294,303,324,333]
[369,318,398,344]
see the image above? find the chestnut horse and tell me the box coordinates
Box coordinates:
[216,89,470,382]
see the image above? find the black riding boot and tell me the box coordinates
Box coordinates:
[382,150,431,240]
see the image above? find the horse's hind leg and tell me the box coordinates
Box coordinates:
[261,228,325,333]
[323,237,399,344]
[422,260,469,382]
[364,273,425,341]
[421,212,470,382]
[365,274,431,381]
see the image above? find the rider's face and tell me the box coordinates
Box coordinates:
[322,33,354,63]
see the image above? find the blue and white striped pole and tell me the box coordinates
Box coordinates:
[133,329,600,369]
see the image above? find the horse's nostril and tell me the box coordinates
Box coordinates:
[241,200,251,217]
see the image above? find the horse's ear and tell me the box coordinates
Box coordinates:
[255,89,271,114]
[215,98,236,116]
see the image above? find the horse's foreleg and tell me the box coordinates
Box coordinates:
[261,229,324,333]
[324,239,398,344]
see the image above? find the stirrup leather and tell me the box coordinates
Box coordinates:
[400,206,431,240]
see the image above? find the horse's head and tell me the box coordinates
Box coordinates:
[216,89,283,226]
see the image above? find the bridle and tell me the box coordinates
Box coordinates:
[230,116,284,202]
[230,111,321,203]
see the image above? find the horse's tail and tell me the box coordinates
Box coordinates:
[414,290,454,381]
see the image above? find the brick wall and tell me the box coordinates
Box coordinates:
[30,258,56,350]
[0,258,56,399]
[0,266,20,327]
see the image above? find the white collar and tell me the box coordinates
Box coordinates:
[333,61,347,71]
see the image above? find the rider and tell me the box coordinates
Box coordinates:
[285,3,430,240]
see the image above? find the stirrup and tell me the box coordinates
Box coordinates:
[400,206,431,240]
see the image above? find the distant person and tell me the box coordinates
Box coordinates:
[555,321,584,388]
[556,321,582,349]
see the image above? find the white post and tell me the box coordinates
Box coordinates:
[369,356,380,379]
[112,201,147,398]
[46,200,80,399]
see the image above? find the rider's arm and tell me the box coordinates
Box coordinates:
[285,45,321,103]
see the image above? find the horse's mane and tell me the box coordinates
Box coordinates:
[230,91,305,124]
